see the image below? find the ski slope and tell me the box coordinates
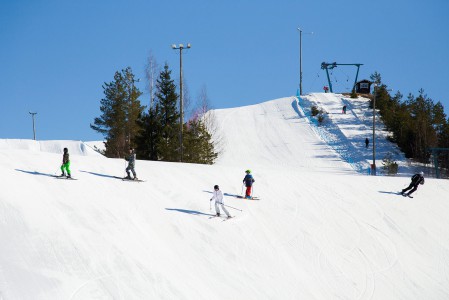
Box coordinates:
[1,95,448,300]
[213,96,353,173]
[299,93,412,174]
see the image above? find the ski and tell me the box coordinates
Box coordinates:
[208,215,233,220]
[122,178,145,182]
[54,176,77,180]
[236,195,260,200]
[223,193,260,200]
[402,193,413,198]
[114,176,145,182]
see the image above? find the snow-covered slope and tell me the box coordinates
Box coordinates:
[298,93,415,175]
[1,97,448,300]
[213,97,353,173]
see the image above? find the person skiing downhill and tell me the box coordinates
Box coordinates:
[401,171,425,197]
[243,170,255,199]
[60,147,71,178]
[210,185,231,218]
[125,148,137,180]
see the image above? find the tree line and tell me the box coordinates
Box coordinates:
[370,72,449,174]
[91,64,218,164]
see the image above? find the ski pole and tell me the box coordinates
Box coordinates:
[241,184,245,197]
[223,204,243,212]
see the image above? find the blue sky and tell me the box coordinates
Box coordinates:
[1,0,448,141]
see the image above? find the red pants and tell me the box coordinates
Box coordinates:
[246,186,252,197]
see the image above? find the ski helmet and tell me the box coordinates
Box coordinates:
[63,147,68,152]
[245,169,251,173]
[214,185,219,190]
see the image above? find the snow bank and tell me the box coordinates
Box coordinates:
[0,139,104,156]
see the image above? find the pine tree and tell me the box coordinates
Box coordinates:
[135,104,162,160]
[155,63,180,161]
[91,67,144,158]
[408,90,438,162]
[183,117,218,164]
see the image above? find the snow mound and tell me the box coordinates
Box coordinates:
[0,139,104,156]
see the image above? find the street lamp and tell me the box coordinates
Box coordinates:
[297,27,313,96]
[29,111,37,140]
[171,43,191,162]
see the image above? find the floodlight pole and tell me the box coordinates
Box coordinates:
[298,28,303,95]
[29,111,37,140]
[297,28,313,96]
[172,43,191,162]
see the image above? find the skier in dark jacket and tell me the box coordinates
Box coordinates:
[243,170,255,199]
[125,148,137,180]
[60,147,71,178]
[401,171,425,197]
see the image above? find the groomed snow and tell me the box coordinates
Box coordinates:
[0,94,448,299]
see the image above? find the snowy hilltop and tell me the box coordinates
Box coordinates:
[0,95,448,300]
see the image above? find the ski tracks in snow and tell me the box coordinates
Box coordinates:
[309,191,398,300]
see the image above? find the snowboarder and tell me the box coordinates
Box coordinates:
[342,105,347,114]
[243,170,255,199]
[210,185,231,218]
[365,138,369,148]
[60,147,71,178]
[125,148,137,180]
[401,171,425,197]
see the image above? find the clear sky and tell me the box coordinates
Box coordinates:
[1,0,448,141]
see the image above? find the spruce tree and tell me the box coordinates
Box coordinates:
[91,67,144,158]
[155,63,180,161]
[183,117,218,164]
[135,104,162,160]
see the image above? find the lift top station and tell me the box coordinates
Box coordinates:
[321,62,363,93]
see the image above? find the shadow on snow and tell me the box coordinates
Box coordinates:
[15,169,55,177]
[165,208,214,217]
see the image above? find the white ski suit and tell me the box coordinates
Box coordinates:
[210,190,230,217]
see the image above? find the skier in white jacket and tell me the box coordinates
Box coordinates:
[210,185,231,218]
